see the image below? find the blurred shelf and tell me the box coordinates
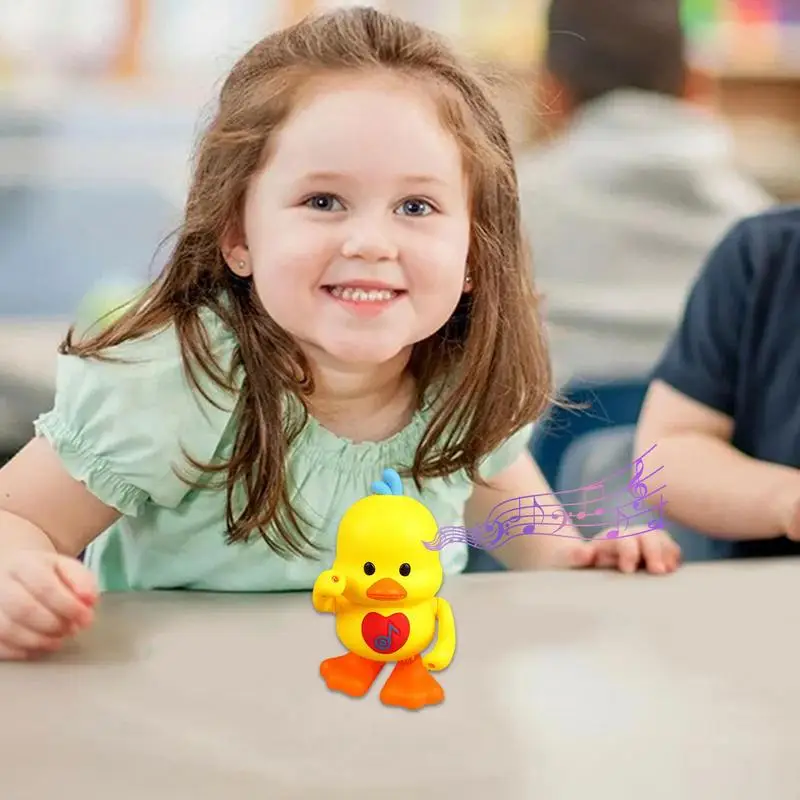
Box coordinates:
[0,74,218,117]
[715,68,800,82]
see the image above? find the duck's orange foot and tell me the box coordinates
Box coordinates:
[320,652,384,698]
[380,655,444,711]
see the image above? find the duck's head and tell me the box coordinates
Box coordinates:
[332,469,443,607]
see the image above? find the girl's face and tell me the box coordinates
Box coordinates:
[228,73,472,367]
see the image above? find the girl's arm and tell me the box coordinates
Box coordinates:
[0,437,120,557]
[465,451,584,570]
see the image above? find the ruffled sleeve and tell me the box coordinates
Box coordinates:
[34,315,238,516]
[478,423,535,479]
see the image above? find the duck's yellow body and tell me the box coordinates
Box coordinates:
[312,472,456,711]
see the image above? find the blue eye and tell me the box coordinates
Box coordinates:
[305,194,344,212]
[397,199,433,217]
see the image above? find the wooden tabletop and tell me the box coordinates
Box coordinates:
[2,560,799,799]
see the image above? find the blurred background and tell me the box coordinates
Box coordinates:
[2,0,800,465]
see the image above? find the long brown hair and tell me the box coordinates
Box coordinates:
[62,7,553,558]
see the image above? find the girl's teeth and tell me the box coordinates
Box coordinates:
[329,286,396,302]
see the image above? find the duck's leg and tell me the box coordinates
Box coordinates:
[379,655,444,710]
[320,652,384,697]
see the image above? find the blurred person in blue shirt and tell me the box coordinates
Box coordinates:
[517,0,772,293]
[636,207,800,561]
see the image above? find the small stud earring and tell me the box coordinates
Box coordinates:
[236,260,247,273]
[464,275,472,286]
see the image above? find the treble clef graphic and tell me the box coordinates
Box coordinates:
[374,622,401,652]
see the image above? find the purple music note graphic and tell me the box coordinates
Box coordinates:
[423,445,666,549]
[606,493,667,539]
[570,480,606,521]
[374,623,401,651]
[630,463,664,512]
[491,494,544,530]
[604,506,631,539]
[470,519,509,548]
[423,525,471,550]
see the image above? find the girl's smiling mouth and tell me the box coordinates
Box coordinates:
[322,281,407,315]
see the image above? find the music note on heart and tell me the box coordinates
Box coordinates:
[362,613,410,654]
[374,622,401,652]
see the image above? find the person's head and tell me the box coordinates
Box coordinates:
[541,0,711,126]
[64,7,551,556]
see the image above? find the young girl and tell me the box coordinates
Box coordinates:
[0,8,678,660]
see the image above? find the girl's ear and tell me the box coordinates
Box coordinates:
[221,224,252,277]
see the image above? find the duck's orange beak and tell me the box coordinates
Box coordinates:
[366,577,407,601]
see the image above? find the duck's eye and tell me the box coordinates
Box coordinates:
[399,563,411,577]
[363,562,376,576]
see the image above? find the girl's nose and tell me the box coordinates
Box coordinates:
[340,221,399,262]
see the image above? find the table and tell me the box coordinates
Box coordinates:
[2,561,800,798]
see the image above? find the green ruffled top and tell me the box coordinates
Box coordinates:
[34,308,532,592]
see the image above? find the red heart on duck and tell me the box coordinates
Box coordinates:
[361,612,410,655]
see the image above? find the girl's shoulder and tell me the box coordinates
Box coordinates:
[34,307,239,514]
[68,306,238,399]
[82,305,236,374]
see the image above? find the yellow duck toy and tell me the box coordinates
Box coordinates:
[312,468,456,710]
